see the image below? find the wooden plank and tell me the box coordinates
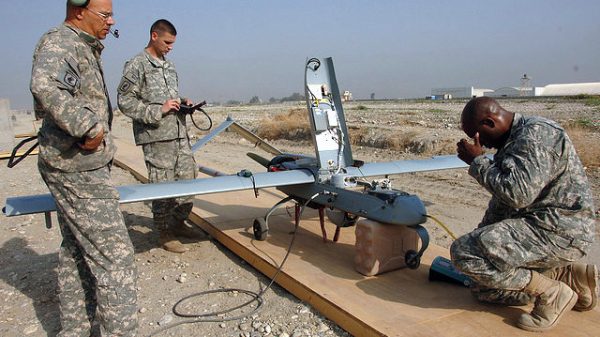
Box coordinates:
[112,137,600,337]
[14,132,37,138]
[112,139,148,183]
[0,149,39,159]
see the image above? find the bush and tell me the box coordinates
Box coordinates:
[255,109,310,141]
[565,124,600,168]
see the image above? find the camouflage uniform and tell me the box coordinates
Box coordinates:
[451,113,596,300]
[31,24,137,336]
[117,50,196,231]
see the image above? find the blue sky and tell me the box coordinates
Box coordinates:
[1,0,599,109]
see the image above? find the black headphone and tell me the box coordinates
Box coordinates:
[69,0,89,7]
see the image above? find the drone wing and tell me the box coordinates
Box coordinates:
[345,155,469,178]
[3,169,315,217]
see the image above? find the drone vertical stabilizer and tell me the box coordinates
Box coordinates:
[304,58,353,173]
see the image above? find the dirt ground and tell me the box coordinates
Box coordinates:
[1,99,599,337]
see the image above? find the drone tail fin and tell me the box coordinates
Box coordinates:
[247,152,271,168]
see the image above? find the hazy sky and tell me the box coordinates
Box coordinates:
[1,0,599,109]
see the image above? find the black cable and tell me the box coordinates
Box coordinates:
[251,175,259,198]
[306,58,321,71]
[146,192,322,337]
[190,107,212,131]
[180,100,212,131]
[7,135,38,168]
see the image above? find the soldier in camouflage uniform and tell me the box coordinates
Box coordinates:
[31,0,137,336]
[452,97,597,332]
[117,19,202,254]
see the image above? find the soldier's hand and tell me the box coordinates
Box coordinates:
[457,132,483,165]
[161,99,180,116]
[79,125,105,151]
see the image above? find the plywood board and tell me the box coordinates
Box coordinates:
[0,149,39,159]
[112,137,600,337]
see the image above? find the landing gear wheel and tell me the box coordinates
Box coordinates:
[253,218,268,241]
[405,250,421,269]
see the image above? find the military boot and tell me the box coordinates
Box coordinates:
[471,286,533,306]
[171,219,207,239]
[517,271,578,332]
[545,263,598,311]
[159,230,188,253]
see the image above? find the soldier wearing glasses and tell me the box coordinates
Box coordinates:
[30,0,137,335]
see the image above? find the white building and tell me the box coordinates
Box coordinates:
[432,82,600,99]
[484,87,544,97]
[431,86,493,99]
[539,82,600,96]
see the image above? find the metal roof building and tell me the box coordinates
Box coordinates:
[431,87,493,99]
[539,82,600,96]
[431,82,600,99]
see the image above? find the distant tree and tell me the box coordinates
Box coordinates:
[280,92,304,102]
[370,93,375,100]
[249,96,261,104]
[268,97,278,103]
[226,99,241,105]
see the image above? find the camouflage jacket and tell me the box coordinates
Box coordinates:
[470,113,596,245]
[117,50,188,145]
[31,23,115,172]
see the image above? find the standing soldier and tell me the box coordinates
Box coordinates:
[452,97,596,332]
[30,0,137,336]
[118,19,203,253]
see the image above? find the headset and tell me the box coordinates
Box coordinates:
[68,0,119,38]
[69,0,89,7]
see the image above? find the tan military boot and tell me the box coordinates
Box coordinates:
[159,230,188,253]
[517,271,578,332]
[171,220,207,239]
[471,286,533,306]
[545,263,598,311]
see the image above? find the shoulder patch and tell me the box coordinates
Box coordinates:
[57,62,80,92]
[64,72,78,87]
[118,76,135,94]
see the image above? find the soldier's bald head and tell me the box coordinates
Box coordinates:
[460,97,514,149]
[461,97,502,124]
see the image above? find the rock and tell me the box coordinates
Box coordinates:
[317,323,330,333]
[23,325,38,335]
[239,322,251,331]
[298,307,310,315]
[176,273,187,283]
[139,307,147,314]
[158,314,173,326]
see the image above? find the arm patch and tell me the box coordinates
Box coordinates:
[57,61,80,92]
[118,75,135,95]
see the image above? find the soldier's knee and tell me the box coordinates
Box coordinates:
[450,234,468,262]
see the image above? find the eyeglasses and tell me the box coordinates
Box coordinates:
[85,8,114,21]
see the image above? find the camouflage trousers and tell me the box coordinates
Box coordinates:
[142,138,196,230]
[39,161,138,337]
[450,217,587,295]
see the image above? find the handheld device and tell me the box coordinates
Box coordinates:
[429,256,472,287]
[179,100,207,114]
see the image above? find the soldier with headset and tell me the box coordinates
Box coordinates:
[31,0,137,335]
